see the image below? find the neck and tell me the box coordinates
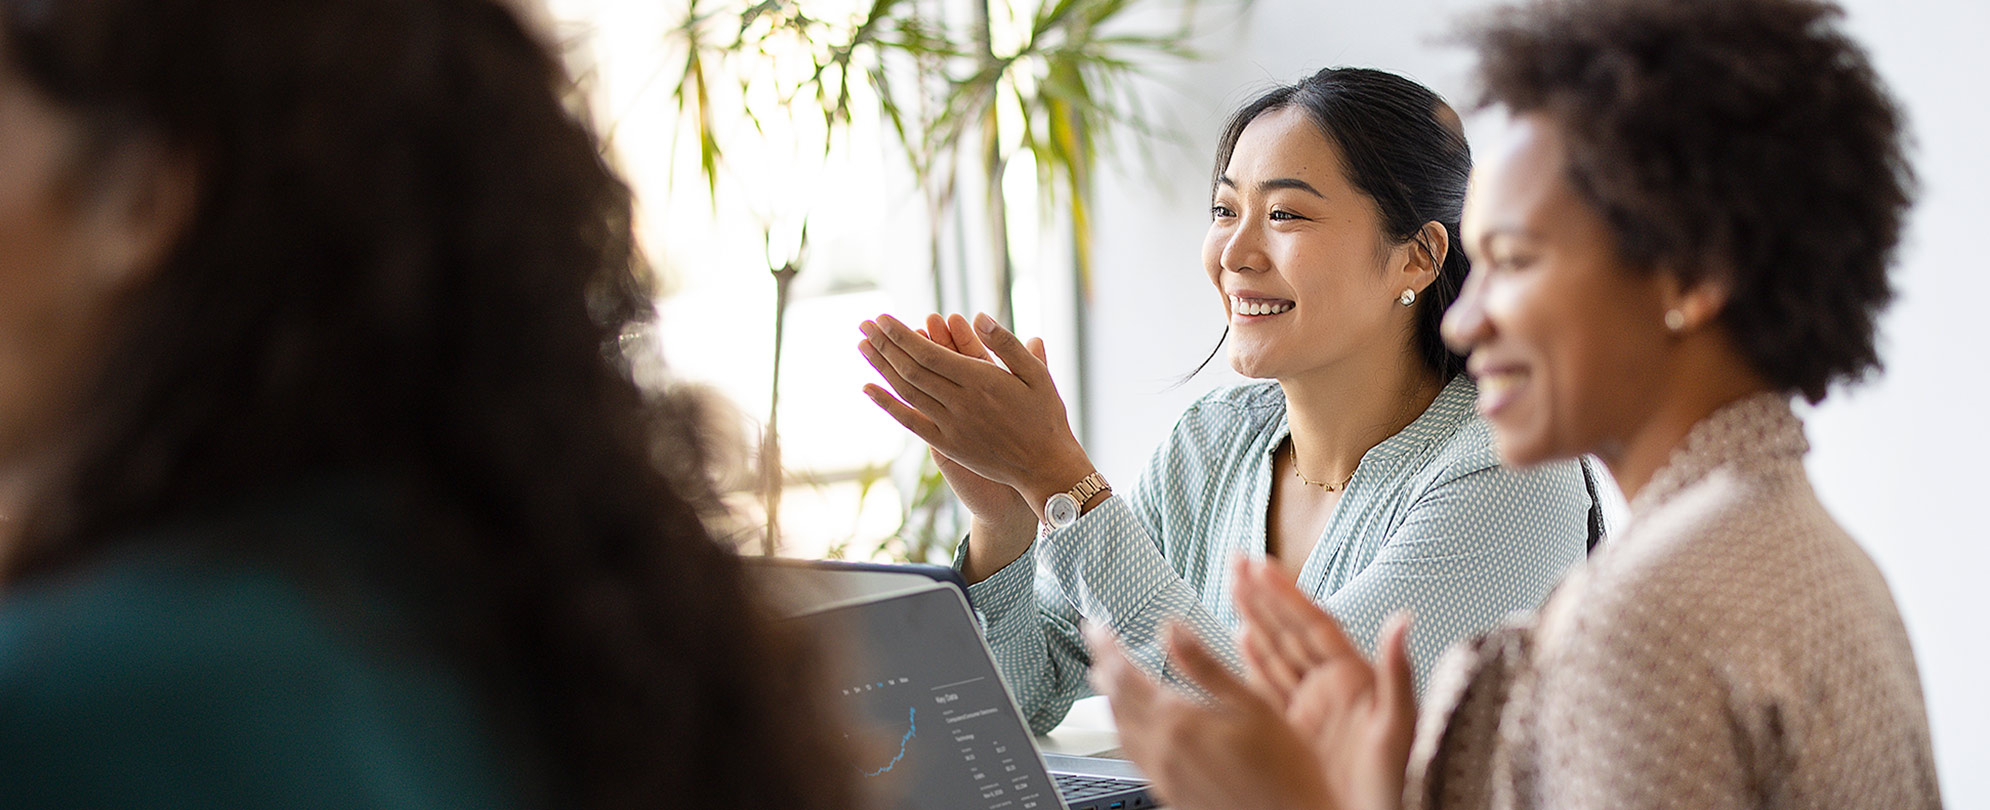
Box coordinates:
[1278,349,1444,484]
[1596,336,1774,503]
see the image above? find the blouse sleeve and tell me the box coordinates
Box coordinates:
[961,420,1240,736]
[1319,460,1588,696]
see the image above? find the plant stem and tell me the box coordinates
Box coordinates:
[762,260,800,556]
[975,0,1016,328]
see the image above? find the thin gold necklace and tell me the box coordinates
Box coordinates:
[1289,443,1355,492]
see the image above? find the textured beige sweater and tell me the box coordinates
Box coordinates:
[1406,394,1941,809]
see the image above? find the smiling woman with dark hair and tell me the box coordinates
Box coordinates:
[0,1,856,807]
[1085,0,1941,808]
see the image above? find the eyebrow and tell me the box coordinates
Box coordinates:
[1215,174,1327,199]
[1469,225,1540,252]
[1476,225,1539,241]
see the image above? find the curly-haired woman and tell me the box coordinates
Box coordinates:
[0,1,856,807]
[1087,0,1943,807]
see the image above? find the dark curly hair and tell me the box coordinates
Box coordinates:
[1203,67,1474,382]
[1464,0,1914,403]
[0,0,856,808]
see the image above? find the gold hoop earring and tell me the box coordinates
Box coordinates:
[1398,289,1417,307]
[1664,309,1687,332]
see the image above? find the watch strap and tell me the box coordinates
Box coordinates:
[1066,471,1110,505]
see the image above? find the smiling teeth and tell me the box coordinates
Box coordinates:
[1230,296,1294,316]
[1477,373,1520,401]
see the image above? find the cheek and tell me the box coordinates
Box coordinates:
[1536,300,1665,452]
[1201,228,1224,286]
[0,216,114,459]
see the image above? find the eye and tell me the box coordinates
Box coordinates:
[1211,204,1235,219]
[1269,209,1309,222]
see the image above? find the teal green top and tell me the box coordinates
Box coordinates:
[0,488,517,808]
[963,375,1594,734]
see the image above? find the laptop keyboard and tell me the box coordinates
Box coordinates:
[1053,773,1152,807]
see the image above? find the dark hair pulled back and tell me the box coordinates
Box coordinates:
[1207,66,1474,381]
[0,0,855,808]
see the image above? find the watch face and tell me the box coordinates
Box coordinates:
[1046,493,1079,528]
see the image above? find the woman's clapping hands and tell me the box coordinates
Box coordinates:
[1086,558,1418,810]
[856,312,1091,505]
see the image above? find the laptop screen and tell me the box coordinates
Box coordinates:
[793,584,1058,810]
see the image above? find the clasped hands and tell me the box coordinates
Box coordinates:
[1086,558,1419,810]
[856,312,1094,533]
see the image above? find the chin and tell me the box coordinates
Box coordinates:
[1225,349,1278,380]
[1488,422,1560,469]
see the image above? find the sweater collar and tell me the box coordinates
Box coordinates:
[1629,391,1808,518]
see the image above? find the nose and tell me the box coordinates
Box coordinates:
[1216,215,1270,276]
[1441,267,1490,355]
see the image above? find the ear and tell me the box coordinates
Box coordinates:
[79,141,202,292]
[1656,268,1730,334]
[1393,220,1448,294]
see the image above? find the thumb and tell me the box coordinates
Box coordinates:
[1377,611,1416,724]
[930,447,969,476]
[973,312,1053,390]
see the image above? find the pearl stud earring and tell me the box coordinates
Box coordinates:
[1398,288,1417,307]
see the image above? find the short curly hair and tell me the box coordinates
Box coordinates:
[1464,0,1914,403]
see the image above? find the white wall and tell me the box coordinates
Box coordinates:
[1074,0,1990,803]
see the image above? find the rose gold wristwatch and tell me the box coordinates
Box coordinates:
[1044,472,1110,530]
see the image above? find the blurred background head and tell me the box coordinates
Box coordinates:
[0,0,650,540]
[1443,0,1912,467]
[0,0,854,806]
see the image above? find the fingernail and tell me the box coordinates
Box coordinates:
[974,312,996,335]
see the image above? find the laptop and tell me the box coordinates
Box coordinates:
[785,579,1156,810]
[746,557,973,615]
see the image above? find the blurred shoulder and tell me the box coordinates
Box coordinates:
[0,541,513,807]
[0,545,358,686]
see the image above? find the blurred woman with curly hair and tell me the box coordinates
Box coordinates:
[0,1,857,807]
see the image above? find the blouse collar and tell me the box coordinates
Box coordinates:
[1268,373,1478,465]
